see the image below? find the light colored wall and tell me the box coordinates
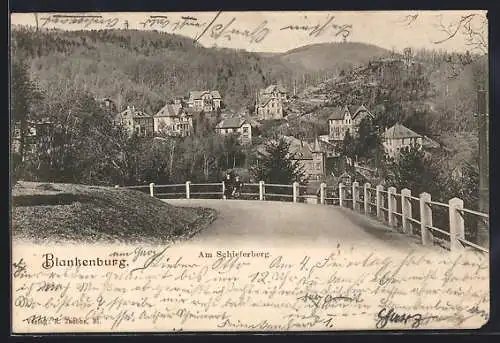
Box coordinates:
[384,136,423,157]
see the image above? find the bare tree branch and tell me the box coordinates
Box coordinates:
[393,13,419,26]
[433,13,487,54]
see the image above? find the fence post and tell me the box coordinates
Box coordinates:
[293,182,299,203]
[320,183,326,205]
[186,181,191,199]
[387,187,397,227]
[419,192,433,246]
[352,181,360,211]
[149,183,155,197]
[364,183,371,215]
[376,185,384,220]
[401,188,412,234]
[222,181,226,199]
[338,182,344,207]
[449,197,465,253]
[259,181,265,201]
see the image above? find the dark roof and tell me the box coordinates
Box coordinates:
[116,107,151,120]
[384,123,422,139]
[261,84,287,94]
[328,105,374,120]
[189,90,221,101]
[351,104,374,119]
[328,106,348,120]
[283,136,313,159]
[256,136,315,160]
[216,118,247,129]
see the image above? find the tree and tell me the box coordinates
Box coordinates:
[11,59,43,178]
[386,145,441,197]
[341,129,356,159]
[251,138,306,184]
[353,117,383,160]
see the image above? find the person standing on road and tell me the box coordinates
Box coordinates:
[233,175,243,198]
[223,172,233,200]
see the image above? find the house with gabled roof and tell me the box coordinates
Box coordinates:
[257,136,326,180]
[383,123,427,158]
[187,90,222,112]
[256,84,288,120]
[153,103,193,137]
[328,104,375,141]
[215,117,252,145]
[259,84,288,102]
[115,106,154,137]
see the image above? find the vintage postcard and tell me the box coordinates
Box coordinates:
[10,10,489,333]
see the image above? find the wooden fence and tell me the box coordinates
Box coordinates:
[118,181,489,254]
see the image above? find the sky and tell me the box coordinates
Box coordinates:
[10,11,488,54]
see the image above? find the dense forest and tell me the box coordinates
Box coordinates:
[11,27,396,113]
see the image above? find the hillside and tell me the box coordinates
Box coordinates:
[11,27,304,113]
[11,28,393,114]
[12,182,217,244]
[270,42,392,72]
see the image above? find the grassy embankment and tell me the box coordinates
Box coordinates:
[11,182,217,244]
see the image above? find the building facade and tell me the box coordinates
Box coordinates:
[215,118,252,145]
[256,84,288,120]
[383,123,423,158]
[328,105,374,141]
[188,90,222,112]
[154,103,193,137]
[283,136,325,181]
[115,106,154,137]
[11,119,53,157]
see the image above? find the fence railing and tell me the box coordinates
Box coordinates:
[117,181,489,254]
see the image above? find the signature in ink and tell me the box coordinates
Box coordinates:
[13,258,28,278]
[297,293,354,309]
[375,307,438,329]
[193,12,270,44]
[210,17,271,44]
[39,14,119,29]
[280,15,352,40]
[129,246,170,274]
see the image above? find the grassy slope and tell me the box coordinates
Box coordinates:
[12,182,217,244]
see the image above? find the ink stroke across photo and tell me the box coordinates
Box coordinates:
[10,10,489,333]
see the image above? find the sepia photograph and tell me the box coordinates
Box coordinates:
[10,10,489,333]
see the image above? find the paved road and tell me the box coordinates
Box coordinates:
[164,199,434,252]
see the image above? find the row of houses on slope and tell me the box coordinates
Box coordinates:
[115,104,194,138]
[321,103,439,158]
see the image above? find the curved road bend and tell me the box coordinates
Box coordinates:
[163,199,436,253]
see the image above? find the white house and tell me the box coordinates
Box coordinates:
[153,103,193,137]
[215,118,252,145]
[383,123,424,158]
[256,84,288,120]
[328,105,374,141]
[188,90,222,112]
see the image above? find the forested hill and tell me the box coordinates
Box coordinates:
[267,42,391,72]
[11,27,392,113]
